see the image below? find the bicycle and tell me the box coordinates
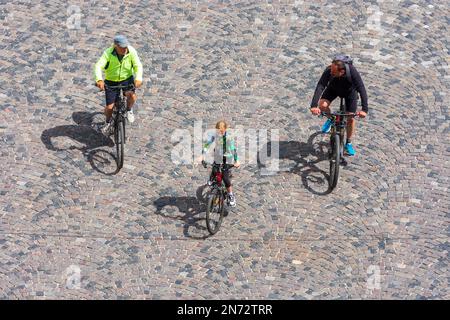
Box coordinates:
[103,83,135,171]
[319,98,359,191]
[201,160,235,235]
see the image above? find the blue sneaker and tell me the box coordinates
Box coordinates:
[321,119,332,133]
[345,143,355,156]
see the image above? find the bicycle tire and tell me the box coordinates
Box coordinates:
[206,190,225,235]
[329,133,340,190]
[115,118,125,170]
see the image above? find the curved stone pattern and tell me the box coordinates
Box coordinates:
[0,1,448,299]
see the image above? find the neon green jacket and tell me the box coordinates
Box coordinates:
[94,46,143,82]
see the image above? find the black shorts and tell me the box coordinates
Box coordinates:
[105,76,135,105]
[321,87,358,113]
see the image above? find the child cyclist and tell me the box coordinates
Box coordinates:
[200,120,240,207]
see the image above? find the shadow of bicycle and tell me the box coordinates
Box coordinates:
[152,185,211,239]
[41,111,119,175]
[258,132,332,195]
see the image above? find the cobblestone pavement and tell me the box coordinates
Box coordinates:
[0,0,449,299]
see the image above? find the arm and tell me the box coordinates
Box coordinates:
[350,66,368,113]
[130,50,143,82]
[310,67,331,108]
[228,136,240,167]
[94,50,108,82]
[231,137,239,162]
[202,135,215,155]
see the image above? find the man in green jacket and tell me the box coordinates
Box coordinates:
[94,35,143,135]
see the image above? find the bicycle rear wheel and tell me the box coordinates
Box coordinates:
[115,118,125,170]
[206,190,225,235]
[329,134,340,190]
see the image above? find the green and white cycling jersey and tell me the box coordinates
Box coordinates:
[202,131,239,165]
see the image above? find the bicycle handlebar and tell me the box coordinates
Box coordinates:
[201,160,235,169]
[104,83,136,90]
[319,112,359,119]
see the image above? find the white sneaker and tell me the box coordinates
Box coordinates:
[101,121,113,136]
[228,194,236,207]
[126,109,135,123]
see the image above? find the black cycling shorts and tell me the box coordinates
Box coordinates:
[104,76,135,106]
[321,87,358,113]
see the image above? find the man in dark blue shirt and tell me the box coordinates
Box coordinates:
[310,57,368,156]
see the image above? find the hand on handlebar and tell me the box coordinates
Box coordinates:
[310,107,321,116]
[196,156,206,167]
[134,80,142,88]
[357,111,367,118]
[96,80,105,91]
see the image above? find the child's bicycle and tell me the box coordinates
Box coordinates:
[202,160,235,235]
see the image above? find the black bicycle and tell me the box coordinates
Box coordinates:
[320,98,359,191]
[104,83,135,171]
[202,161,234,235]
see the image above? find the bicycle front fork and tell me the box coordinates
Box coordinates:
[338,129,348,166]
[329,131,347,166]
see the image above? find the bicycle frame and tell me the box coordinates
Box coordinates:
[208,163,229,192]
[321,100,358,160]
[104,83,135,171]
[105,84,135,123]
[318,98,359,190]
[202,161,235,234]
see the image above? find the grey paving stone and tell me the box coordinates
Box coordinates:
[0,0,448,300]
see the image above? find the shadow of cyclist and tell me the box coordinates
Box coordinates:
[152,185,211,239]
[257,132,331,195]
[41,111,117,174]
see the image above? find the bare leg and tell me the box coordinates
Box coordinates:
[347,117,355,141]
[125,92,137,110]
[104,103,114,122]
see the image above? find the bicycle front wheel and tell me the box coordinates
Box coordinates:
[115,118,125,171]
[206,190,225,235]
[329,133,340,190]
